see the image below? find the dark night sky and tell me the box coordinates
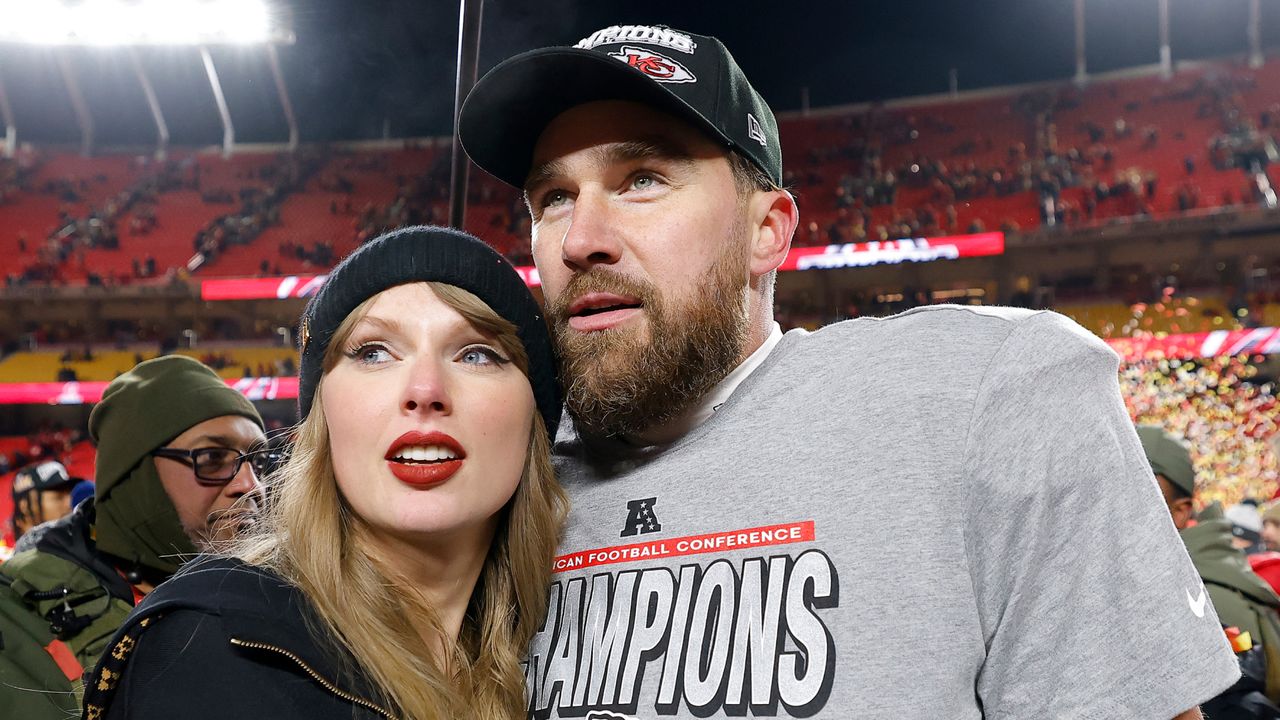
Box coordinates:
[2,0,1279,146]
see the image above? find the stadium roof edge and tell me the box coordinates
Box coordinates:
[775,54,1261,121]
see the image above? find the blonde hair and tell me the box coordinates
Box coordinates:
[235,282,567,719]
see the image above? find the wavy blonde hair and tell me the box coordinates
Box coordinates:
[235,282,567,719]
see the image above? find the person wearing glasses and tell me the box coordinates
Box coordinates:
[0,354,265,720]
[82,227,567,720]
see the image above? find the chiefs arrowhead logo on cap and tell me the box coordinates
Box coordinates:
[609,46,696,84]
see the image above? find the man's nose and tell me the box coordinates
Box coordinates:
[224,455,260,498]
[559,190,623,272]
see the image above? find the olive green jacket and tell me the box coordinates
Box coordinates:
[0,501,134,720]
[1183,503,1280,703]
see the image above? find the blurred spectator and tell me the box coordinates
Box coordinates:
[1138,424,1280,712]
[1264,503,1280,553]
[9,461,76,542]
[1228,503,1269,555]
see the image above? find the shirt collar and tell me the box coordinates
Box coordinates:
[625,322,783,447]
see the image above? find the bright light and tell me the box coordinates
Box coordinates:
[0,0,293,46]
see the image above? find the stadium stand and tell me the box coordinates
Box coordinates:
[2,52,1280,521]
[0,345,297,383]
[3,56,1277,288]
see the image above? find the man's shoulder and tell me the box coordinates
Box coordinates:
[789,305,1112,365]
[0,542,99,596]
[790,305,1037,347]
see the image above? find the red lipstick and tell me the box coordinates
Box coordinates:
[384,431,466,488]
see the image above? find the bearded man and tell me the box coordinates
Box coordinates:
[461,24,1238,719]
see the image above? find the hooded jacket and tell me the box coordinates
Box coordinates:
[83,555,392,720]
[1184,503,1280,703]
[0,500,135,720]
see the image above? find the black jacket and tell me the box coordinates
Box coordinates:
[82,556,395,720]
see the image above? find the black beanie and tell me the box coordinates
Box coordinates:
[297,226,560,439]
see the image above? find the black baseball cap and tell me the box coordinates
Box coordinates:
[12,461,75,499]
[460,24,782,189]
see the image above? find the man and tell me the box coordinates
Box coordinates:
[1227,503,1268,555]
[1139,424,1280,712]
[0,355,265,719]
[1263,502,1280,553]
[461,24,1239,719]
[10,460,77,542]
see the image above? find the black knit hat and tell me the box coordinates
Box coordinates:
[297,226,560,439]
[460,24,781,189]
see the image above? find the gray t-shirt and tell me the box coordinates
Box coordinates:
[526,305,1240,719]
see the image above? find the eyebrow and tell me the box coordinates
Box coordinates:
[354,313,405,337]
[188,434,261,450]
[523,136,697,195]
[356,309,489,346]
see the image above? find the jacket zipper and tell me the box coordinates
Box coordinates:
[229,637,395,719]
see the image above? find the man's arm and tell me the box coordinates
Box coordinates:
[1174,709,1202,720]
[963,311,1239,716]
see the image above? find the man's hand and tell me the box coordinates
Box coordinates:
[1173,708,1202,720]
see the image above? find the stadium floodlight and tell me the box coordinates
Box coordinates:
[0,0,297,158]
[0,0,294,47]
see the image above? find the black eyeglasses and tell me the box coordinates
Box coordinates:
[151,446,285,486]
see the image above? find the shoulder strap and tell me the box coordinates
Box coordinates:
[81,611,164,720]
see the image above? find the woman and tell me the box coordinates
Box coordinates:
[83,227,567,720]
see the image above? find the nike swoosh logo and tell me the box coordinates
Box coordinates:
[1186,586,1208,618]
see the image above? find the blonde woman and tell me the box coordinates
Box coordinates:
[83,227,567,720]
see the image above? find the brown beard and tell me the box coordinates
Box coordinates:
[547,238,750,439]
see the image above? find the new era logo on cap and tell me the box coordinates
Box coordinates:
[747,113,767,147]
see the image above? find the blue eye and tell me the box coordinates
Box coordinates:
[541,189,570,210]
[347,343,392,365]
[459,345,508,367]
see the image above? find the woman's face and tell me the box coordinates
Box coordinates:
[321,283,535,551]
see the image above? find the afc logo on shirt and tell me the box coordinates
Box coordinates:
[620,497,662,537]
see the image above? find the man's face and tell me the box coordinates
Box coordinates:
[1155,475,1194,531]
[152,414,265,549]
[1264,519,1280,552]
[525,100,753,436]
[12,488,73,538]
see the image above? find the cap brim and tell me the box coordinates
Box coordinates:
[460,47,732,188]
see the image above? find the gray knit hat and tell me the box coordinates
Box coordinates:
[297,226,560,438]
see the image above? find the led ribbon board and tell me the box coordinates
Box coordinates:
[200,232,1007,300]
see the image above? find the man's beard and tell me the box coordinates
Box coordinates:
[195,504,257,551]
[547,238,750,439]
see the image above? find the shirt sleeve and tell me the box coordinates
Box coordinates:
[962,311,1240,719]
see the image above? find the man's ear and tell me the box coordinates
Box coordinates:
[747,189,798,277]
[1172,497,1195,530]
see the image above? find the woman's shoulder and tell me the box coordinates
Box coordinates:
[87,559,354,719]
[136,555,302,619]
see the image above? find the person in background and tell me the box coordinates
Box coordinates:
[1261,502,1280,553]
[1228,503,1269,555]
[0,355,265,720]
[1140,424,1280,716]
[9,461,77,542]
